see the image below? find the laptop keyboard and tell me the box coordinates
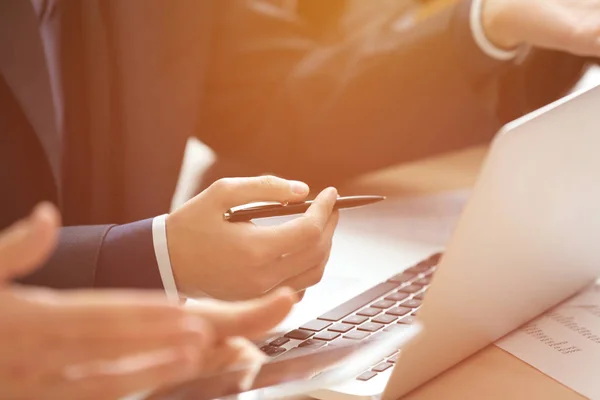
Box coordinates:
[259,253,441,381]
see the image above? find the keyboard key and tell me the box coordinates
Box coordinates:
[357,307,381,317]
[343,315,368,325]
[371,300,395,309]
[383,324,409,333]
[388,272,417,283]
[329,338,360,348]
[405,263,432,274]
[318,282,399,321]
[387,306,411,316]
[414,277,431,286]
[260,345,287,357]
[400,299,421,308]
[372,362,393,372]
[314,331,341,341]
[299,339,327,349]
[269,337,290,347]
[384,292,410,302]
[372,314,397,324]
[343,330,370,340]
[300,320,332,332]
[358,322,384,332]
[428,253,442,264]
[398,285,421,294]
[388,354,399,363]
[329,323,354,333]
[356,371,377,381]
[412,308,420,316]
[285,329,313,340]
[398,316,416,324]
[414,292,425,301]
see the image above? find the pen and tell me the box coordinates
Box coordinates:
[224,195,386,222]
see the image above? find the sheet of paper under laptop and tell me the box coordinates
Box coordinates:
[497,282,600,399]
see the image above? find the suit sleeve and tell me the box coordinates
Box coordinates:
[451,0,588,125]
[196,0,586,187]
[19,219,164,290]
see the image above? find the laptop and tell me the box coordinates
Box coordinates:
[255,82,600,399]
[145,82,600,400]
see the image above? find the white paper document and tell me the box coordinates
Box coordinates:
[497,283,600,399]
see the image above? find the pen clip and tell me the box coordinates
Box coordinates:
[223,201,291,220]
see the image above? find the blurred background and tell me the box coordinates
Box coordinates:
[6,0,600,228]
[174,63,600,211]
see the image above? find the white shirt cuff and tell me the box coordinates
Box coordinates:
[152,214,180,303]
[470,0,519,61]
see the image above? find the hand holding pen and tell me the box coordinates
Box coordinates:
[224,195,385,222]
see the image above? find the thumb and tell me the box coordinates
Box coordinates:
[0,202,60,284]
[186,287,297,340]
[206,176,310,210]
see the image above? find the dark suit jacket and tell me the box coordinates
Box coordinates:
[0,0,162,290]
[31,0,588,225]
[0,0,590,289]
[196,0,590,188]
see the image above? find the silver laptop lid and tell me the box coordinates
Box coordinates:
[385,83,600,399]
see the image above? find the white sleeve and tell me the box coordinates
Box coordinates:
[152,214,180,302]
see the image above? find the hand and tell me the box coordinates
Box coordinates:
[145,288,298,399]
[0,202,59,282]
[0,204,210,399]
[0,204,297,399]
[46,287,297,400]
[184,287,297,382]
[482,0,600,57]
[166,176,339,300]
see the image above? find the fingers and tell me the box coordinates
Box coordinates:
[0,287,214,400]
[296,290,307,302]
[273,211,339,294]
[34,331,209,375]
[205,176,310,210]
[276,263,328,301]
[273,209,338,298]
[9,289,210,339]
[214,337,265,392]
[143,338,265,400]
[303,189,338,227]
[50,346,202,400]
[251,187,338,258]
[186,287,297,340]
[206,337,266,390]
[1,329,208,392]
[0,202,60,283]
